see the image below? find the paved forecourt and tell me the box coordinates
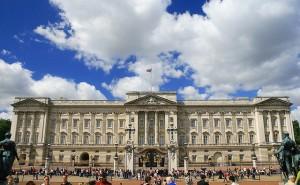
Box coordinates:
[13,174,283,185]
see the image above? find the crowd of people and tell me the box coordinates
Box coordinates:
[6,166,290,185]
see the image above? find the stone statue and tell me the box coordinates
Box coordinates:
[274,133,299,180]
[0,132,19,182]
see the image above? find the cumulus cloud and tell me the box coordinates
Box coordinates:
[178,86,208,100]
[35,0,300,100]
[0,59,106,119]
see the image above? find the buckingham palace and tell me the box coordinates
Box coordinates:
[10,91,294,170]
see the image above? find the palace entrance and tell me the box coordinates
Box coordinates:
[138,149,166,168]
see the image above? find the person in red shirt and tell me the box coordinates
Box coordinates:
[96,175,112,185]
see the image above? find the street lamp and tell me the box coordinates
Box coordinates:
[44,143,51,175]
[114,143,119,178]
[183,142,188,174]
[251,143,257,168]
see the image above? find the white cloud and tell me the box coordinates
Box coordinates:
[35,0,300,100]
[0,59,106,119]
[178,86,207,100]
[292,106,300,122]
[258,86,300,105]
[1,49,11,56]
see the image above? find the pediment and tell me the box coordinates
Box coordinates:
[11,98,48,107]
[255,98,292,107]
[125,94,177,106]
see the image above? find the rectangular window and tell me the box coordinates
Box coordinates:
[203,135,208,145]
[73,119,78,128]
[248,119,253,128]
[250,134,254,144]
[226,134,231,144]
[16,132,22,143]
[149,135,155,145]
[118,135,124,144]
[61,119,68,129]
[204,155,209,162]
[179,121,184,129]
[192,155,197,162]
[265,133,270,143]
[159,135,165,145]
[215,135,220,144]
[84,119,90,129]
[179,135,185,145]
[160,119,165,128]
[72,135,77,144]
[107,119,113,129]
[238,134,243,144]
[191,119,197,128]
[239,154,244,161]
[59,154,64,162]
[202,119,208,129]
[49,135,55,144]
[214,118,219,128]
[119,119,125,128]
[226,119,231,128]
[138,135,144,145]
[237,119,243,128]
[96,119,102,128]
[60,134,66,144]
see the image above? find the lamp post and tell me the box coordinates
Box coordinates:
[44,143,51,175]
[251,143,257,168]
[114,143,119,178]
[183,142,188,174]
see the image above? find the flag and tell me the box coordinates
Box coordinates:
[146,68,152,72]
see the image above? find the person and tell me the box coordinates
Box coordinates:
[144,176,152,185]
[7,176,14,185]
[25,181,35,185]
[96,175,112,185]
[229,176,239,185]
[197,175,209,185]
[41,176,50,185]
[295,170,300,185]
[61,174,72,185]
[166,176,176,185]
[162,179,167,185]
[285,175,296,185]
[184,173,193,185]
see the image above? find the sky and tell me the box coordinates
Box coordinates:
[0,0,300,121]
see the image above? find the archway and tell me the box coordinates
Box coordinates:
[80,152,89,166]
[213,152,223,166]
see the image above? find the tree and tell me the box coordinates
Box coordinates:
[0,119,11,141]
[293,120,300,145]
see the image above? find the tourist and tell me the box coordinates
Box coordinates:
[166,176,176,185]
[61,174,72,185]
[144,176,152,185]
[7,176,15,185]
[184,173,193,185]
[285,175,296,185]
[25,181,36,185]
[96,175,112,185]
[229,176,239,185]
[197,175,209,185]
[41,176,50,185]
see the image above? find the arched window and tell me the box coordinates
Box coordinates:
[95,133,101,144]
[203,133,209,145]
[191,134,197,145]
[83,133,89,144]
[226,132,232,144]
[107,133,113,144]
[72,133,78,144]
[238,132,244,144]
[60,133,66,144]
[249,132,255,144]
[215,133,221,144]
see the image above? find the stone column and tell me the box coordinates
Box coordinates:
[268,112,274,143]
[232,113,237,144]
[54,113,61,144]
[276,112,282,142]
[184,156,189,174]
[41,111,49,144]
[125,144,134,172]
[103,113,107,144]
[209,113,213,144]
[21,113,27,143]
[145,111,148,145]
[155,111,158,145]
[220,112,226,144]
[286,111,294,140]
[10,112,19,141]
[30,113,36,144]
[91,113,96,144]
[134,112,139,145]
[67,113,73,144]
[79,113,84,144]
[113,112,118,144]
[243,113,249,143]
[165,112,169,144]
[254,109,266,144]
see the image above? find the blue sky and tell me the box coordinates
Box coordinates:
[0,0,300,120]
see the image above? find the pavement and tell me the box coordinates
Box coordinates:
[11,174,284,185]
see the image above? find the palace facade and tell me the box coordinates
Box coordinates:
[10,91,294,169]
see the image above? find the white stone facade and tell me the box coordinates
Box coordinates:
[10,91,294,169]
